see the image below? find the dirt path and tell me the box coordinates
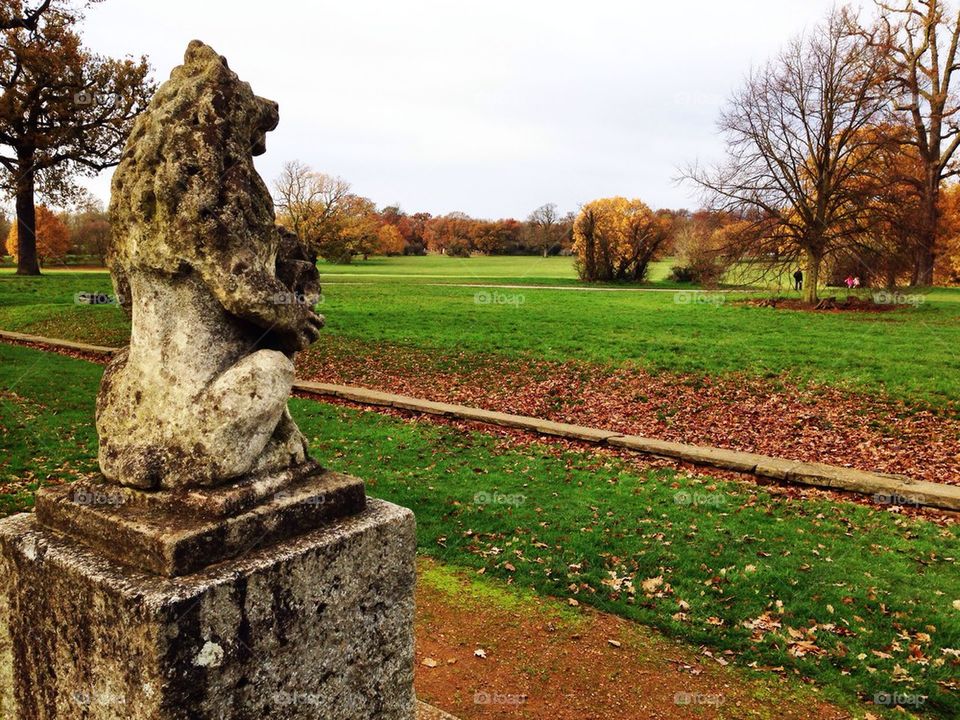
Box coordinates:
[415,559,855,720]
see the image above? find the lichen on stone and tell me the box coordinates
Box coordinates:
[98,40,324,489]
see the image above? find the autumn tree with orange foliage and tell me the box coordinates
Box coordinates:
[866,0,960,285]
[826,123,927,287]
[379,206,432,255]
[0,0,153,275]
[685,9,893,302]
[937,183,960,283]
[424,212,475,257]
[5,204,69,265]
[274,161,383,263]
[376,223,405,256]
[573,197,671,282]
[474,219,523,255]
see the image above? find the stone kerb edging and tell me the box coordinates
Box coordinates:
[0,328,119,355]
[2,329,957,512]
[296,380,960,512]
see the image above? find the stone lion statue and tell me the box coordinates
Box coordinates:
[97,40,324,489]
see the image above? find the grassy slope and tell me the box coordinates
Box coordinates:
[2,267,959,409]
[0,343,957,719]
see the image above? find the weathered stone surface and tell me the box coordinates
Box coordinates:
[416,702,460,719]
[35,464,367,577]
[99,40,324,489]
[891,480,960,511]
[755,460,960,510]
[0,39,419,720]
[0,499,417,720]
[608,435,764,473]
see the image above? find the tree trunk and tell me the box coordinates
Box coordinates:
[14,155,40,276]
[803,249,821,304]
[914,169,939,286]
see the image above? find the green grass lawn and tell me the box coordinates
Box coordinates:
[2,265,959,411]
[321,254,582,284]
[1,343,957,719]
[318,255,688,288]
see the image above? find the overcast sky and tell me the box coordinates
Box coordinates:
[77,0,841,219]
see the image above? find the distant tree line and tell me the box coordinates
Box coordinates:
[273,160,577,263]
[1,189,109,266]
[7,0,960,296]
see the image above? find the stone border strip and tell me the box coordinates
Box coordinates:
[2,329,958,512]
[0,328,118,355]
[297,381,960,511]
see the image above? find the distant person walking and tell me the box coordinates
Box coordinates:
[793,269,803,291]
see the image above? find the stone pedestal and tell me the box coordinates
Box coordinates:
[0,477,417,720]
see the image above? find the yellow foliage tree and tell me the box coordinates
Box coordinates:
[5,205,70,265]
[937,182,960,285]
[572,197,671,282]
[376,223,406,256]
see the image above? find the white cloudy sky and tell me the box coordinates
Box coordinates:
[77,0,841,219]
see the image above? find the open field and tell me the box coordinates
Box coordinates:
[2,262,959,411]
[1,343,957,719]
[318,255,677,286]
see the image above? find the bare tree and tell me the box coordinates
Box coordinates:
[527,202,562,257]
[684,9,893,302]
[273,161,380,263]
[273,160,351,245]
[870,0,960,285]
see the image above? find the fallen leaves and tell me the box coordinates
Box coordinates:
[298,335,960,485]
[640,575,664,596]
[788,638,827,658]
[742,611,782,642]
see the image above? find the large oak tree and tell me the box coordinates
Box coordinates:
[0,0,153,274]
[869,0,960,285]
[685,9,893,302]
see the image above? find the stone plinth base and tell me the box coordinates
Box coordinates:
[34,462,366,577]
[0,498,416,720]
